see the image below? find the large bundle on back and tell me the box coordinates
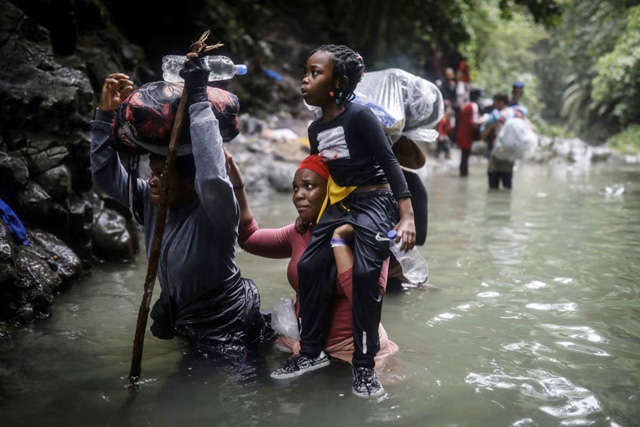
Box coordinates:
[492,118,537,162]
[353,68,444,143]
[111,81,240,156]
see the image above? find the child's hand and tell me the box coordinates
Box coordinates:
[394,216,416,251]
[223,147,244,188]
[98,73,134,113]
[332,223,354,241]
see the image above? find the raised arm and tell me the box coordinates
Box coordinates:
[224,148,293,258]
[180,55,238,231]
[224,147,255,227]
[90,74,147,209]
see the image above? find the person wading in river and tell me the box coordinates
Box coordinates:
[89,56,272,364]
[226,153,399,369]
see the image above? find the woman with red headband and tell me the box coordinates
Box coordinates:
[225,151,398,368]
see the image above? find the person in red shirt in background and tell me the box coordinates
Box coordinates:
[436,101,455,159]
[457,56,470,84]
[455,88,486,176]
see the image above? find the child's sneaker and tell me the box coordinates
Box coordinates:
[351,366,385,398]
[270,351,330,379]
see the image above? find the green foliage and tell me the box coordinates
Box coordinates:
[607,125,640,154]
[538,1,633,140]
[467,2,548,114]
[591,5,640,127]
[499,0,563,26]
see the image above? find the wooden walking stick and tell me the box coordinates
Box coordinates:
[128,31,223,384]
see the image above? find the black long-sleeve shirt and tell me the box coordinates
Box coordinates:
[308,102,411,200]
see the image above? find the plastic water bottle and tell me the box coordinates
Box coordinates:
[386,229,429,285]
[161,55,248,83]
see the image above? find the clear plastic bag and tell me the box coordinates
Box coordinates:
[493,118,538,161]
[355,68,444,142]
[271,297,300,340]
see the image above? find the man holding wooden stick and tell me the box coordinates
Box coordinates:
[90,54,272,367]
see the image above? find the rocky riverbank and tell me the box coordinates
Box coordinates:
[0,0,146,329]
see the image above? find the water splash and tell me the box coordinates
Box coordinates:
[466,368,601,423]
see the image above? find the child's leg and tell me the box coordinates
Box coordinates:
[349,192,397,368]
[297,204,347,358]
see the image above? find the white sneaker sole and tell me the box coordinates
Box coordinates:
[270,358,330,380]
[352,385,385,398]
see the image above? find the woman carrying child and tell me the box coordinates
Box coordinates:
[270,45,416,398]
[225,152,398,368]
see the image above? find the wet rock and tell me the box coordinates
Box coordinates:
[29,230,82,282]
[0,222,17,286]
[239,114,268,135]
[0,0,149,326]
[32,164,71,201]
[13,245,58,320]
[14,244,61,293]
[0,221,83,324]
[0,152,29,193]
[17,181,51,224]
[93,206,134,261]
[67,132,93,193]
[16,304,35,323]
[67,193,94,263]
[26,145,69,175]
[268,161,299,192]
[239,164,272,193]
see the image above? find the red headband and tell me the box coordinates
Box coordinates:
[298,154,329,181]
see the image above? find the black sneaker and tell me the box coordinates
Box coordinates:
[352,366,385,398]
[270,351,330,379]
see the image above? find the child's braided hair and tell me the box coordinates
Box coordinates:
[310,44,365,104]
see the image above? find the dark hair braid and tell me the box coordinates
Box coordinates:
[310,44,365,104]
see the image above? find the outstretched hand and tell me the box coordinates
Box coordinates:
[98,73,134,113]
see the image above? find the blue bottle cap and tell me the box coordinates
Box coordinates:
[387,230,397,239]
[236,64,248,75]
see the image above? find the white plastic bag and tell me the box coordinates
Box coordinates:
[355,68,444,141]
[493,118,537,161]
[272,297,300,340]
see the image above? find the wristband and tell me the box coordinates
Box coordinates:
[233,184,244,190]
[330,237,347,247]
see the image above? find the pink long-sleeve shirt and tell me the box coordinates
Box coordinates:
[238,219,390,348]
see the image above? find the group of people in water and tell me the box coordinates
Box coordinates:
[91,45,421,398]
[437,68,532,190]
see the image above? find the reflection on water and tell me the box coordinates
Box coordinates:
[1,161,640,426]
